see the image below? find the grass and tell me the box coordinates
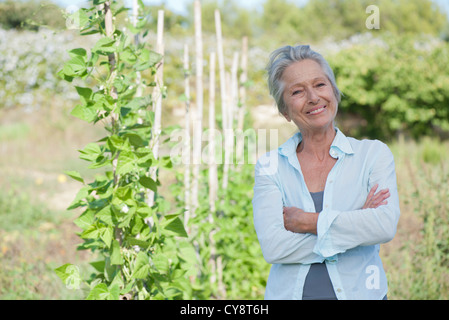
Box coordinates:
[1,103,448,299]
[382,136,449,299]
[0,180,88,299]
[0,103,101,300]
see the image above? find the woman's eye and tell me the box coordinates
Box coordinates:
[292,90,303,95]
[317,83,326,87]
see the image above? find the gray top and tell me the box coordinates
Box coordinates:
[302,191,338,300]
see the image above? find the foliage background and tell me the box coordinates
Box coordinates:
[1,0,449,299]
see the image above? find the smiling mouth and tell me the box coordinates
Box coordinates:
[306,105,327,115]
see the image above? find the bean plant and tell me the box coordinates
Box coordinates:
[55,0,196,300]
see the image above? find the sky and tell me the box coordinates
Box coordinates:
[53,0,449,19]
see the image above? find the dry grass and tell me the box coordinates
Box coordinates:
[381,136,449,299]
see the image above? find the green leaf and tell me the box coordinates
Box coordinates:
[57,68,74,82]
[135,48,163,71]
[152,253,170,274]
[71,104,97,123]
[68,48,87,58]
[86,283,119,300]
[116,151,137,175]
[68,9,89,30]
[90,260,105,273]
[123,132,145,148]
[81,223,108,241]
[120,47,137,64]
[100,226,113,248]
[93,37,116,54]
[162,216,188,238]
[127,238,150,249]
[65,55,87,76]
[74,209,95,229]
[75,86,93,105]
[135,148,154,167]
[67,186,90,210]
[117,205,136,228]
[132,252,150,279]
[122,95,152,111]
[177,241,198,268]
[54,264,82,290]
[96,205,115,226]
[114,186,132,201]
[64,170,84,183]
[79,143,102,162]
[110,240,124,265]
[107,135,131,153]
[139,176,157,192]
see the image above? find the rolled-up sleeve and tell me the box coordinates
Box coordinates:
[313,142,400,258]
[253,154,322,265]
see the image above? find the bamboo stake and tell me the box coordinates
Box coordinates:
[104,2,118,195]
[147,10,164,207]
[238,36,248,132]
[236,37,248,165]
[183,44,191,228]
[132,0,142,98]
[191,0,203,214]
[215,9,231,190]
[152,9,164,160]
[104,1,118,117]
[208,51,218,214]
[208,52,219,292]
[230,51,239,129]
[104,1,125,290]
[214,9,228,133]
[230,52,239,171]
[222,50,239,185]
[222,68,236,189]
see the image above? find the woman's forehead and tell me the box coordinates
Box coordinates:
[282,60,327,86]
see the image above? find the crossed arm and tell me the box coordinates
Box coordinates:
[283,184,390,235]
[253,142,400,263]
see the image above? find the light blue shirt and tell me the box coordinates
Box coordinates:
[252,128,400,300]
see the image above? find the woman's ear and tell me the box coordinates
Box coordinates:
[282,111,291,122]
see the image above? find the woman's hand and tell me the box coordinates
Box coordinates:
[283,184,390,234]
[363,184,390,209]
[283,207,318,234]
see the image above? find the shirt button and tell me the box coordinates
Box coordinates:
[337,288,342,293]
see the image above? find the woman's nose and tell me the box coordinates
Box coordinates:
[307,88,320,104]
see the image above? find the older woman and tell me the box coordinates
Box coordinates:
[252,45,400,300]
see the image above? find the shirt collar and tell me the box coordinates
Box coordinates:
[278,127,354,158]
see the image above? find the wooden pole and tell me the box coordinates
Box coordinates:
[214,9,227,133]
[104,1,125,290]
[147,10,164,207]
[132,0,142,98]
[191,0,203,214]
[208,51,218,213]
[238,36,248,133]
[230,51,239,130]
[215,9,231,190]
[183,44,191,228]
[153,9,164,160]
[104,1,119,194]
[236,36,248,165]
[207,53,218,291]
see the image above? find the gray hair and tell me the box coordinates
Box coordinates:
[266,45,341,114]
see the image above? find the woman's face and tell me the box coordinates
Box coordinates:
[281,59,338,133]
